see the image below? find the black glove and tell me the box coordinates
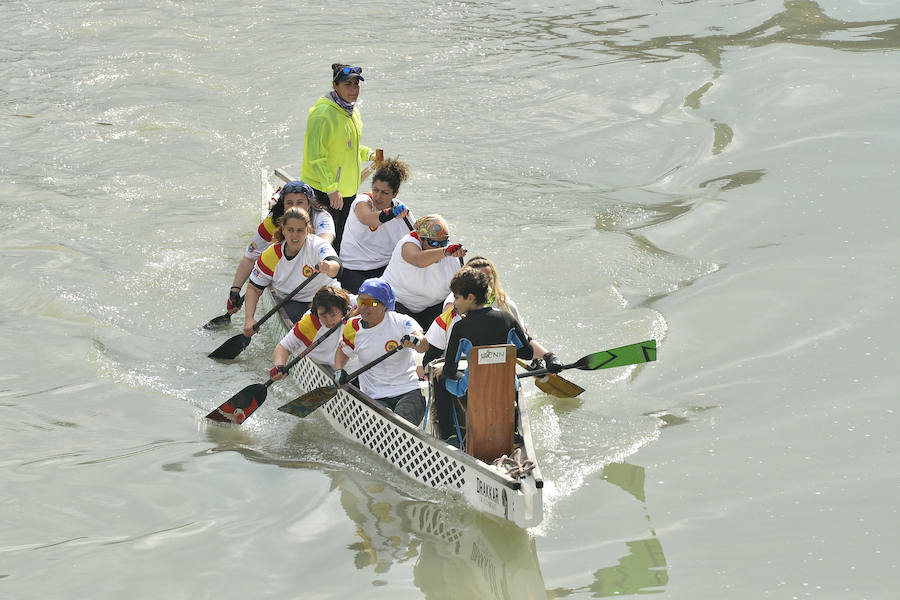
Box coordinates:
[543,352,563,374]
[227,287,243,311]
[528,357,544,370]
[377,203,407,223]
[269,365,286,379]
[333,369,348,386]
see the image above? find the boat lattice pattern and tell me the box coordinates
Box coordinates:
[290,355,467,492]
[403,502,463,554]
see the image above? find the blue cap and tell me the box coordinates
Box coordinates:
[358,278,395,311]
[279,180,314,202]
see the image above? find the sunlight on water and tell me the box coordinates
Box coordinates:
[3,0,900,597]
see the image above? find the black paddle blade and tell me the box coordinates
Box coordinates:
[277,385,338,418]
[208,333,252,359]
[576,339,657,371]
[206,383,268,424]
[203,312,231,330]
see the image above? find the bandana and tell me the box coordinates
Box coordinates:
[413,215,450,240]
[329,91,355,117]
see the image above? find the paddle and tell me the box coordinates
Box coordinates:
[515,357,585,398]
[208,272,319,359]
[203,311,232,330]
[202,295,245,330]
[517,339,658,380]
[277,342,407,418]
[205,321,344,424]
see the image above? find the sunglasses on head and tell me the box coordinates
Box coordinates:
[423,238,449,248]
[358,298,381,307]
[334,66,363,81]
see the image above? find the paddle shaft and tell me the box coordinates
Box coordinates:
[518,340,657,379]
[205,321,344,422]
[275,321,343,378]
[518,361,590,379]
[279,342,408,416]
[250,272,318,333]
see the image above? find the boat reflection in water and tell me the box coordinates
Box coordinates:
[330,469,547,599]
[330,460,669,598]
[203,433,668,597]
[549,460,669,597]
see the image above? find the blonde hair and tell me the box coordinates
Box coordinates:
[464,256,511,315]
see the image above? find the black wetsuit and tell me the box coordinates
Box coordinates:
[436,307,534,440]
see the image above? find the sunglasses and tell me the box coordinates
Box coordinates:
[334,66,363,82]
[423,238,449,248]
[358,298,381,307]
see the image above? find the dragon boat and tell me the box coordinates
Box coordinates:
[258,167,545,528]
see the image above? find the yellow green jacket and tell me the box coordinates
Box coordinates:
[301,95,373,197]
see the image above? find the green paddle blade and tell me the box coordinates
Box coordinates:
[277,385,339,418]
[576,339,657,370]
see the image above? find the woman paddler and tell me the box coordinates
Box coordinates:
[380,214,466,330]
[333,278,428,426]
[270,286,356,375]
[243,207,342,337]
[226,180,335,314]
[338,158,413,294]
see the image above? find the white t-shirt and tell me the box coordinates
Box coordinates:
[243,210,336,261]
[338,312,421,398]
[339,193,414,270]
[279,312,344,366]
[425,306,461,352]
[381,234,461,312]
[311,209,336,240]
[278,293,358,367]
[249,237,339,302]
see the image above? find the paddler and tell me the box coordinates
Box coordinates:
[333,278,428,426]
[380,214,466,330]
[432,267,560,443]
[243,207,341,333]
[226,180,334,315]
[270,286,356,376]
[338,158,414,294]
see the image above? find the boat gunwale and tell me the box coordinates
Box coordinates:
[268,300,526,491]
